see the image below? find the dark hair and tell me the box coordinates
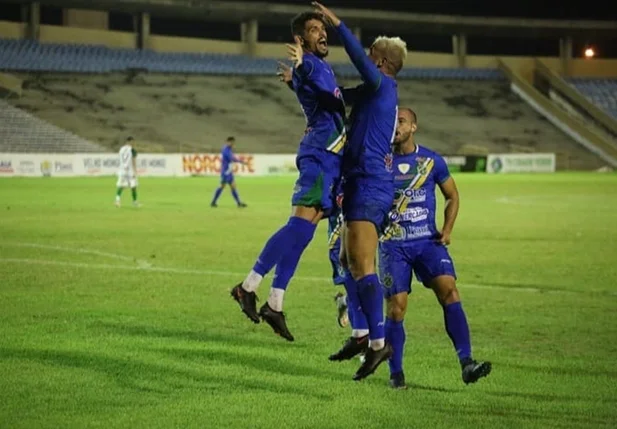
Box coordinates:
[226,136,235,143]
[126,136,134,142]
[291,11,325,36]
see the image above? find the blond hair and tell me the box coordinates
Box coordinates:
[371,36,408,74]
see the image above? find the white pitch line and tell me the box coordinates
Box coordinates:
[2,242,152,267]
[0,257,609,296]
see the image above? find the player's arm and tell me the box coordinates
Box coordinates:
[131,148,138,175]
[437,177,459,245]
[341,85,363,106]
[314,3,381,90]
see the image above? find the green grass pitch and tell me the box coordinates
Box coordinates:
[1,173,616,428]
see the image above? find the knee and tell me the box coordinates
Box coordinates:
[387,295,407,321]
[434,281,460,306]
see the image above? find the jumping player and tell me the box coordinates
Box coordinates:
[315,2,406,381]
[231,11,346,341]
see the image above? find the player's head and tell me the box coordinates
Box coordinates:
[126,136,134,144]
[393,107,417,151]
[226,136,235,148]
[291,12,328,58]
[369,36,408,76]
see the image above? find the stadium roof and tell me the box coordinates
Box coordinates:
[6,0,617,38]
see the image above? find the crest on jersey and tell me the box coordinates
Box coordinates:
[416,157,429,175]
[382,272,394,288]
[398,163,410,174]
[384,153,393,172]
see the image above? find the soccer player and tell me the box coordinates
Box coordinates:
[327,190,348,327]
[314,2,405,381]
[115,136,140,208]
[379,107,491,388]
[211,136,247,208]
[231,11,346,341]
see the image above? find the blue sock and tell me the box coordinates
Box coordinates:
[231,188,241,205]
[271,222,316,291]
[356,274,385,341]
[343,271,368,331]
[443,301,472,362]
[211,187,223,205]
[252,217,315,277]
[385,318,406,375]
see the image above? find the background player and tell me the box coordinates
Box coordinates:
[231,11,346,341]
[379,107,492,389]
[314,2,405,381]
[211,136,248,208]
[115,136,140,208]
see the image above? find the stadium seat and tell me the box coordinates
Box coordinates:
[567,78,617,120]
[0,38,504,80]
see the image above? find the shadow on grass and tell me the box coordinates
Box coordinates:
[0,347,332,400]
[91,321,311,350]
[150,345,353,382]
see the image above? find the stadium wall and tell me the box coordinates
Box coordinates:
[1,20,616,77]
[0,153,556,177]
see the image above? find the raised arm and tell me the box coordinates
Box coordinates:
[313,2,381,90]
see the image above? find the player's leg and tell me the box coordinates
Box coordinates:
[229,180,246,208]
[343,180,394,380]
[416,241,492,384]
[115,174,124,207]
[211,178,226,207]
[231,151,330,327]
[329,224,371,361]
[257,154,341,340]
[130,176,139,207]
[380,244,413,389]
[328,214,348,327]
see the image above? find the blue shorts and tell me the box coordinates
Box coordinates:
[291,146,342,216]
[342,177,394,234]
[378,239,457,299]
[221,174,234,184]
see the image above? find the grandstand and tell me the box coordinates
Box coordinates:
[0,39,610,169]
[568,78,617,120]
[0,1,616,171]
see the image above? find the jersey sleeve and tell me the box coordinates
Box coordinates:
[335,22,382,90]
[131,148,137,158]
[433,155,451,184]
[294,56,316,81]
[341,84,364,105]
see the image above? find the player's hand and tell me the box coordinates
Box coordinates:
[276,61,292,83]
[285,36,303,68]
[436,230,451,246]
[312,2,341,27]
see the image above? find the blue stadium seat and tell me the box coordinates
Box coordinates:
[0,38,504,80]
[568,78,617,119]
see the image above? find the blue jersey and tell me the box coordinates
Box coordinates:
[336,22,398,181]
[221,145,240,176]
[292,53,346,155]
[382,145,451,244]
